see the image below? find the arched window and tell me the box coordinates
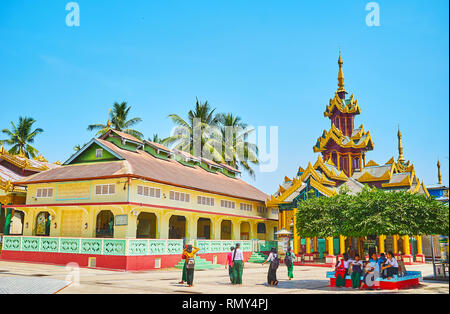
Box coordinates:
[257,223,266,234]
[96,210,114,238]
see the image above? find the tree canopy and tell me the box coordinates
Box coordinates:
[295,187,449,238]
[0,116,43,158]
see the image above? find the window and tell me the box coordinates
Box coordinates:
[198,196,215,207]
[169,191,190,203]
[221,200,235,209]
[95,149,103,158]
[137,185,161,198]
[240,203,252,211]
[95,184,115,195]
[36,188,53,198]
[272,208,279,215]
[257,205,267,214]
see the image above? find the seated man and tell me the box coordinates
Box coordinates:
[381,251,399,280]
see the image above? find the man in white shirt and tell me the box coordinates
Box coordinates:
[381,251,399,279]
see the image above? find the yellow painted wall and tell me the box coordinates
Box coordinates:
[19,177,278,240]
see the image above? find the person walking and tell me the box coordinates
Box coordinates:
[225,246,235,283]
[182,244,200,287]
[262,247,279,286]
[231,243,244,285]
[179,245,188,284]
[284,247,295,280]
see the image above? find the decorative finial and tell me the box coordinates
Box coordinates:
[107,109,112,130]
[337,50,346,93]
[438,159,442,185]
[397,125,405,163]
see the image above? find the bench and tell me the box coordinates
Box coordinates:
[326,271,422,290]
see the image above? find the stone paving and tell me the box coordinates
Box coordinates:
[0,260,448,294]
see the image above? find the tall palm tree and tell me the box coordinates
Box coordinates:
[148,134,163,144]
[88,101,143,139]
[217,113,259,178]
[0,116,43,158]
[164,98,222,160]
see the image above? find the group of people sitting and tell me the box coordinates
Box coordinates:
[335,251,400,289]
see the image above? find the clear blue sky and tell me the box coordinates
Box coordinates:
[1,0,448,194]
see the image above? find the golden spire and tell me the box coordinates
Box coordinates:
[107,109,112,130]
[397,125,405,163]
[438,159,442,185]
[337,50,346,93]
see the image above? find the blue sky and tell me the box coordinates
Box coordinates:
[0,0,448,194]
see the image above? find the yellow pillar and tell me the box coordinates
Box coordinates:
[278,211,282,230]
[327,237,334,256]
[403,236,411,255]
[293,208,300,255]
[339,235,346,255]
[416,236,423,255]
[306,237,311,254]
[393,235,398,254]
[379,235,385,254]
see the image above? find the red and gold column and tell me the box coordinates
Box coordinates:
[415,235,425,263]
[305,237,314,262]
[402,235,413,265]
[325,237,336,265]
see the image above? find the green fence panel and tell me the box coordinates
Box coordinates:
[166,240,183,255]
[2,236,21,251]
[40,238,59,253]
[102,239,126,256]
[21,237,40,252]
[60,238,80,254]
[127,239,148,256]
[81,239,103,255]
[148,240,166,255]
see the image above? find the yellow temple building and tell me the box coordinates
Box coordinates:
[266,53,429,265]
[1,129,277,270]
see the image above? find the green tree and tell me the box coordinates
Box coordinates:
[149,134,163,144]
[295,188,449,238]
[217,113,259,178]
[165,99,260,177]
[87,101,143,139]
[164,98,222,160]
[0,116,43,158]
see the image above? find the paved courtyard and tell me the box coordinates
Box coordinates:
[0,260,448,294]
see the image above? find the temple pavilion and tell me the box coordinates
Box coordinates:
[1,128,277,270]
[266,53,430,265]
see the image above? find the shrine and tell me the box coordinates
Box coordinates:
[266,53,430,266]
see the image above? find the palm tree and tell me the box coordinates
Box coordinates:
[0,116,43,158]
[165,99,260,177]
[217,113,259,178]
[163,98,222,160]
[88,101,143,139]
[149,134,163,144]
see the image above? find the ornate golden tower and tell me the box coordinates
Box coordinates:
[438,159,442,185]
[397,126,405,163]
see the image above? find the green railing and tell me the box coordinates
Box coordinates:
[1,236,183,256]
[194,240,253,253]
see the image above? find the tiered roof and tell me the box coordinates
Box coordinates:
[0,145,60,193]
[324,93,361,118]
[313,123,374,153]
[17,129,266,202]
